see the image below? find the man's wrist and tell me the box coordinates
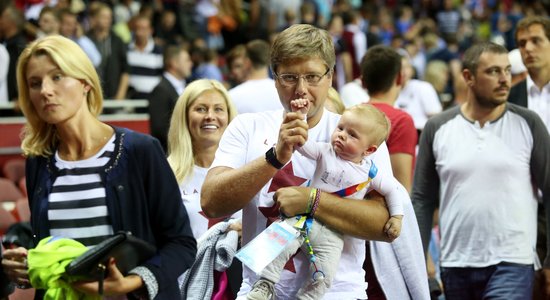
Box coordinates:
[265,146,285,169]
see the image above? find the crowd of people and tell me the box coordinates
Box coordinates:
[0,0,548,109]
[1,0,550,300]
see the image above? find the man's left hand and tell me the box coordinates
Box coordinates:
[274,186,309,217]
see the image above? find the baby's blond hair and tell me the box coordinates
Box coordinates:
[346,104,391,147]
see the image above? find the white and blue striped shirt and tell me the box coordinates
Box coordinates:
[49,135,116,247]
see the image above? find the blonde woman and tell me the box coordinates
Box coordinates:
[167,79,241,299]
[1,35,196,299]
[167,79,240,238]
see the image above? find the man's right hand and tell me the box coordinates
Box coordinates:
[275,111,308,164]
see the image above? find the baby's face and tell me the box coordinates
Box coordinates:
[331,111,372,163]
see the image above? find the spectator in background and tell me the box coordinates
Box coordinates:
[113,0,140,25]
[193,48,223,82]
[36,6,60,38]
[300,2,317,27]
[395,5,415,36]
[509,16,550,128]
[87,2,129,100]
[395,51,442,135]
[342,10,366,80]
[436,0,461,39]
[154,10,183,47]
[225,44,248,87]
[359,3,382,48]
[267,0,302,36]
[327,13,353,90]
[0,4,27,104]
[149,45,193,151]
[127,14,163,102]
[508,17,550,299]
[424,60,451,108]
[59,8,102,68]
[189,38,207,76]
[373,7,396,46]
[413,42,550,300]
[228,39,281,114]
[194,0,244,53]
[404,34,428,80]
[425,33,462,99]
[217,0,247,53]
[167,78,240,240]
[312,0,331,28]
[166,79,242,299]
[490,12,513,49]
[277,8,298,32]
[363,46,418,192]
[359,44,428,300]
[112,1,152,45]
[489,2,519,50]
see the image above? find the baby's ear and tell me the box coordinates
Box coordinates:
[364,145,378,156]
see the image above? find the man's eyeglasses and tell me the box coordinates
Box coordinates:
[275,69,330,87]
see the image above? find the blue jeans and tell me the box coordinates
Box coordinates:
[441,262,534,300]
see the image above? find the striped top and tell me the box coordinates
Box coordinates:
[49,135,116,247]
[127,38,163,94]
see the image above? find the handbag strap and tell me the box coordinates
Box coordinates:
[97,263,106,295]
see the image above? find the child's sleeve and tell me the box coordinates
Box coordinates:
[371,167,406,217]
[296,139,322,161]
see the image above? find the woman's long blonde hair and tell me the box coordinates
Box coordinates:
[166,79,237,184]
[17,35,103,157]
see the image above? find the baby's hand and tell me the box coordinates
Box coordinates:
[384,215,403,240]
[290,98,310,116]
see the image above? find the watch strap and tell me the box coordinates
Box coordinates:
[265,147,284,169]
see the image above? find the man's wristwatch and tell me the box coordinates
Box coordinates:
[265,146,285,169]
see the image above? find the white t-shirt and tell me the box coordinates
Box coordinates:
[180,165,241,239]
[340,79,370,108]
[395,79,442,130]
[228,78,282,114]
[527,76,550,131]
[212,108,392,299]
[413,105,549,269]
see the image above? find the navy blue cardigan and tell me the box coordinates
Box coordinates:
[25,126,196,299]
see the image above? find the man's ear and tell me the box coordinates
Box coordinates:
[396,71,403,87]
[364,145,378,156]
[463,69,474,87]
[244,57,252,69]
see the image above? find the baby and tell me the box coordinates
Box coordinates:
[247,101,406,300]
